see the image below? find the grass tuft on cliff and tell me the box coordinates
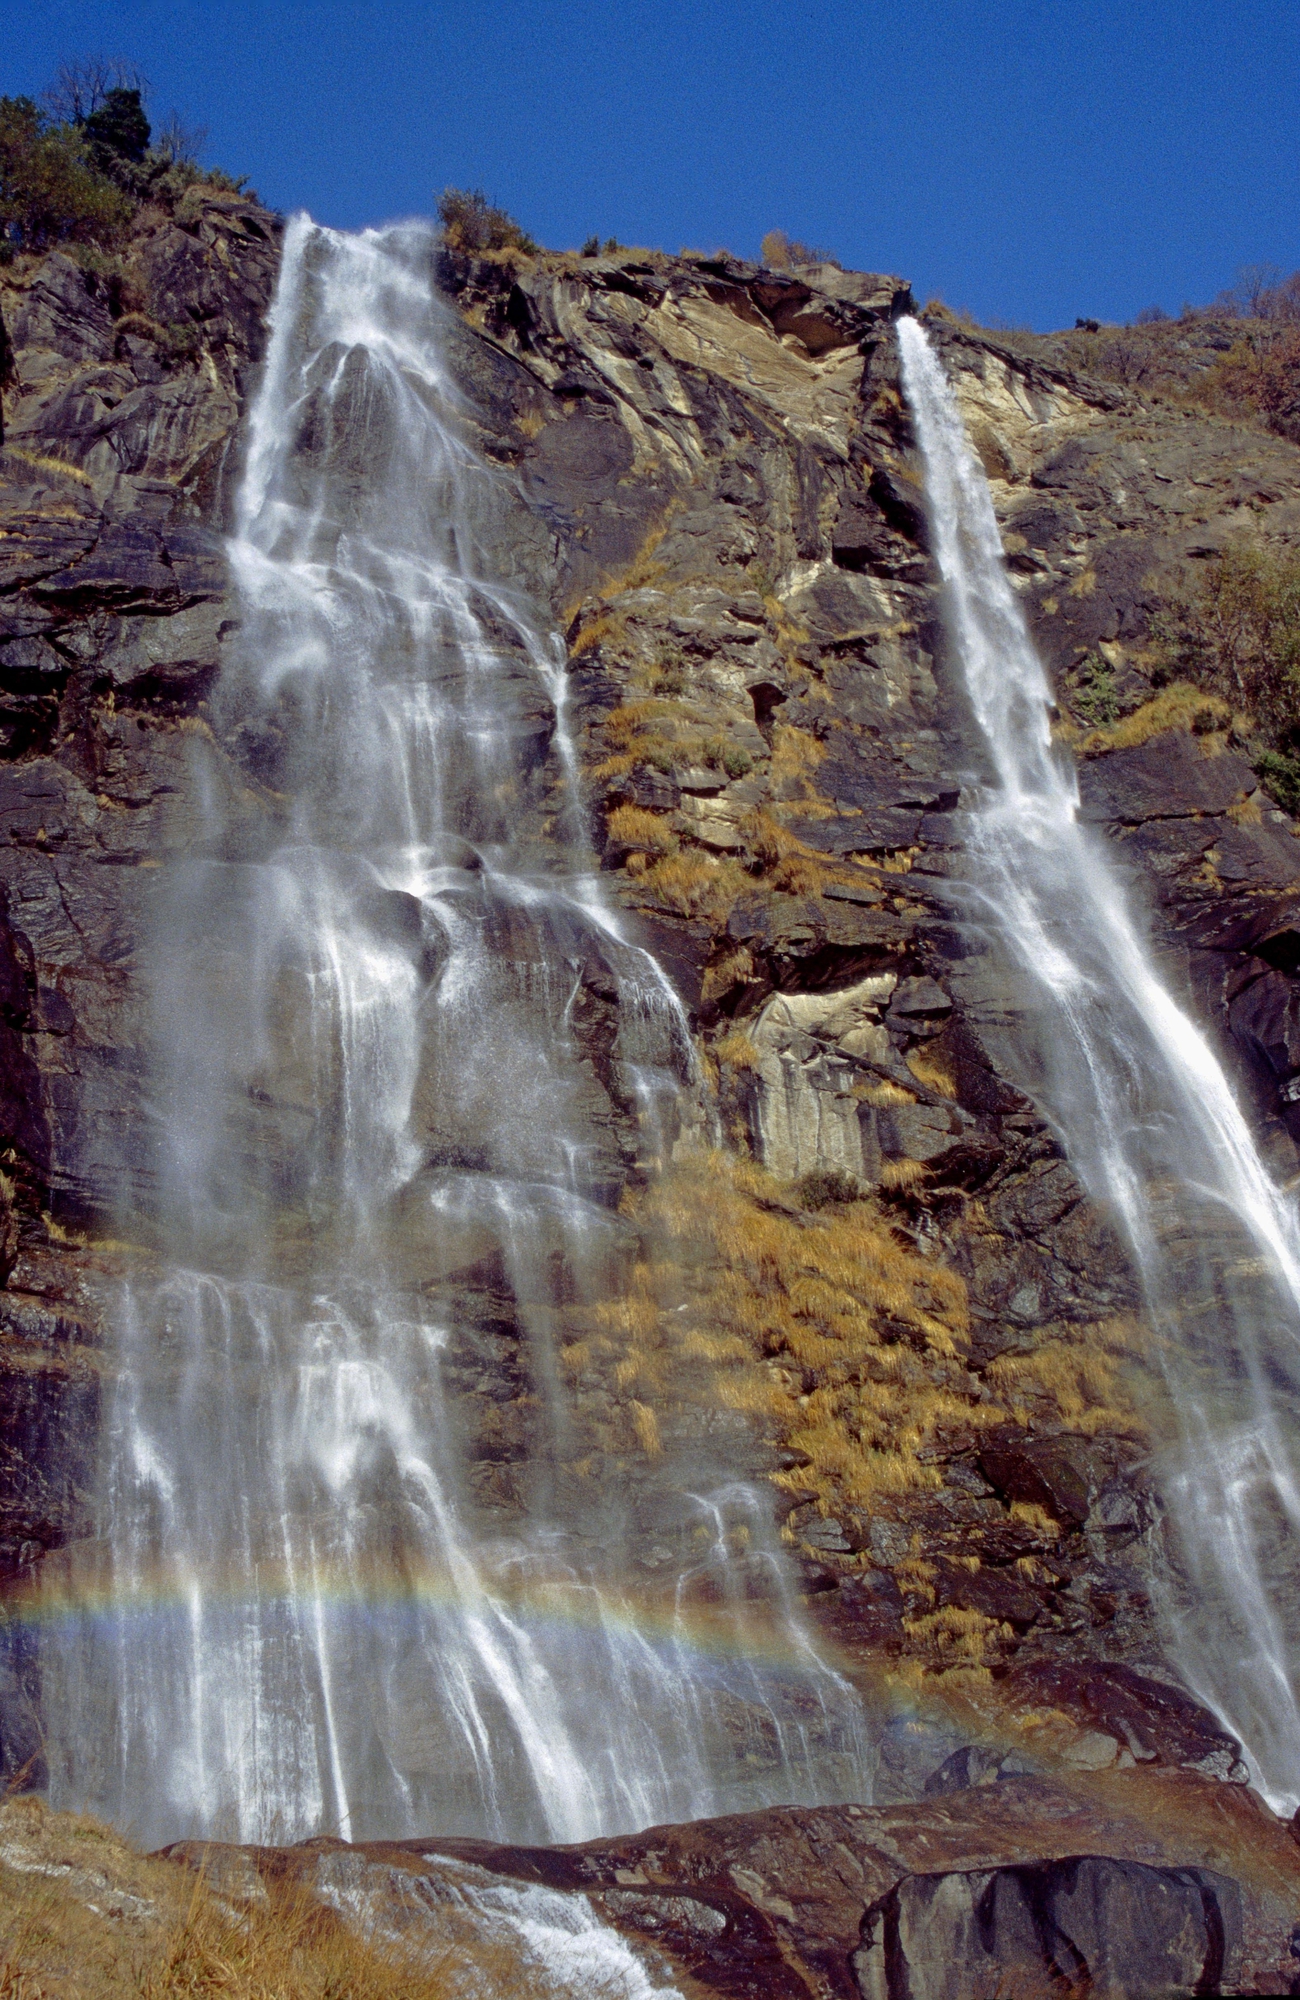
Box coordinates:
[562,1149,1149,1685]
[578,1153,979,1514]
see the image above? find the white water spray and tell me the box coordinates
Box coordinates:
[39,220,868,1848]
[898,316,1300,1811]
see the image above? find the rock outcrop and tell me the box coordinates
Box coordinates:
[164,1770,1300,1995]
[3,215,1300,1877]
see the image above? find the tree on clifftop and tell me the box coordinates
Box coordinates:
[0,96,132,253]
[42,55,147,125]
[83,88,152,171]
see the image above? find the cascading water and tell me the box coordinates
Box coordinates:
[898,315,1300,1811]
[38,219,868,1850]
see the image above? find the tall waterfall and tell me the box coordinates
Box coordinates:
[39,219,867,1849]
[898,316,1300,1812]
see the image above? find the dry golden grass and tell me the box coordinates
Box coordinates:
[853,1081,916,1107]
[903,1605,1010,1671]
[714,1029,762,1072]
[1079,681,1232,753]
[1007,1499,1063,1539]
[1226,790,1264,825]
[0,1796,527,1999]
[987,1316,1147,1438]
[740,809,878,899]
[765,854,825,895]
[590,698,713,781]
[603,699,679,745]
[594,1153,984,1508]
[629,1399,663,1457]
[606,804,679,857]
[701,943,754,1004]
[605,510,679,596]
[569,609,628,660]
[564,509,682,642]
[3,448,93,488]
[635,851,750,920]
[906,1046,958,1098]
[767,725,825,793]
[566,1152,1153,1674]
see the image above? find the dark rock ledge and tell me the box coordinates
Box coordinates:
[169,1770,1300,1996]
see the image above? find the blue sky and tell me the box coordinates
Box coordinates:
[7,0,1299,330]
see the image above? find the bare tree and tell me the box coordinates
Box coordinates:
[1234,262,1284,317]
[42,56,149,124]
[154,111,208,165]
[1096,331,1153,386]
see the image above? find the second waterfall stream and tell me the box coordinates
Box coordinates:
[38,220,869,1852]
[898,315,1300,1812]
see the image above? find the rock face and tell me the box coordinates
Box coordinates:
[165,1770,1300,1996]
[429,243,1300,1750]
[3,216,1300,1894]
[0,195,281,1747]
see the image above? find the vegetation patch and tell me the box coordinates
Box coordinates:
[555,1144,1152,1690]
[0,1795,521,1998]
[1,66,255,262]
[436,185,536,256]
[1077,680,1232,754]
[1152,540,1300,740]
[0,95,132,253]
[597,1151,978,1511]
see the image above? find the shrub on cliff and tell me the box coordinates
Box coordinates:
[437,186,536,255]
[1154,540,1300,805]
[0,96,133,254]
[761,228,839,271]
[22,57,258,229]
[1158,542,1300,731]
[1200,325,1300,443]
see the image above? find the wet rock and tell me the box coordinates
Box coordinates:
[1007,1658,1249,1776]
[853,1855,1240,1999]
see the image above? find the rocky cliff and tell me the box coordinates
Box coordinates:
[4,207,1300,1975]
[432,241,1300,1772]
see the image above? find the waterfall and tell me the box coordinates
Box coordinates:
[898,316,1300,1812]
[37,219,868,1850]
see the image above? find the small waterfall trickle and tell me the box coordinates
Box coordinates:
[898,315,1300,1811]
[37,219,869,1849]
